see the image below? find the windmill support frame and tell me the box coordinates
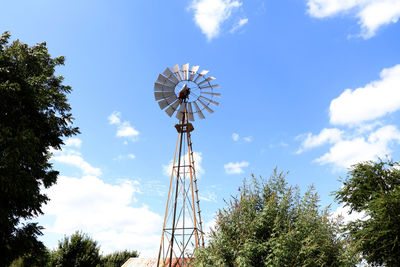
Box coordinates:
[157,103,205,267]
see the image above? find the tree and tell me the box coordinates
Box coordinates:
[335,159,400,266]
[101,250,139,267]
[194,170,359,266]
[0,31,79,266]
[52,231,101,267]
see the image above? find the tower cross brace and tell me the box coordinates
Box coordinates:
[157,102,205,267]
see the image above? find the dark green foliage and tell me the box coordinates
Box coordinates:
[9,246,52,267]
[0,31,79,266]
[194,170,359,266]
[52,231,101,267]
[101,250,139,267]
[335,159,400,266]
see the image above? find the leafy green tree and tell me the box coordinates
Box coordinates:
[194,170,359,267]
[335,159,400,266]
[101,250,139,267]
[9,246,52,267]
[0,32,79,266]
[52,231,101,267]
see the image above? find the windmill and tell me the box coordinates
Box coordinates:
[154,63,220,266]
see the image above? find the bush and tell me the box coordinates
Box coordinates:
[194,170,360,266]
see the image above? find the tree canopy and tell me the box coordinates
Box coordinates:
[194,170,359,266]
[51,231,101,267]
[335,159,400,266]
[0,31,79,266]
[101,250,139,267]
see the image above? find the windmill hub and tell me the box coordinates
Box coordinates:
[178,84,190,100]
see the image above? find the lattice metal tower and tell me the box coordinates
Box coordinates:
[153,64,220,267]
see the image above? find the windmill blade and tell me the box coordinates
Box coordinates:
[187,102,195,121]
[182,63,189,80]
[154,82,174,92]
[198,76,216,86]
[157,74,176,87]
[197,98,214,114]
[172,64,184,81]
[202,91,221,97]
[175,102,186,121]
[193,101,205,119]
[158,94,177,110]
[193,70,209,83]
[165,99,180,117]
[200,96,219,107]
[199,84,219,90]
[189,65,199,81]
[162,67,179,84]
[154,91,175,101]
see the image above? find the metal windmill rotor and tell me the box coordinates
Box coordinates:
[154,63,221,121]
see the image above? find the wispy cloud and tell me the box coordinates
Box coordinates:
[306,0,400,38]
[162,151,204,177]
[199,190,218,202]
[297,128,343,153]
[232,133,240,141]
[243,136,253,142]
[224,161,249,174]
[230,18,248,33]
[190,0,243,40]
[64,138,82,148]
[114,154,136,161]
[232,133,253,143]
[108,111,139,142]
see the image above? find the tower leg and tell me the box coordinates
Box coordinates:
[157,109,204,267]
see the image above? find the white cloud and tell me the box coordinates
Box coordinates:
[108,111,139,141]
[44,141,162,255]
[191,0,242,40]
[52,150,102,176]
[330,64,400,125]
[230,18,248,33]
[307,0,400,38]
[224,161,249,174]
[41,175,162,255]
[232,133,253,142]
[330,204,369,225]
[243,136,253,142]
[298,65,400,170]
[64,138,82,148]
[199,191,217,202]
[114,154,136,161]
[116,122,139,138]
[108,111,121,125]
[163,151,204,177]
[297,128,343,153]
[316,125,400,169]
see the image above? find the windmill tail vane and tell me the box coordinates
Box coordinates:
[154,63,220,266]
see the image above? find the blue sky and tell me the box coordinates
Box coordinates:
[2,0,400,256]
